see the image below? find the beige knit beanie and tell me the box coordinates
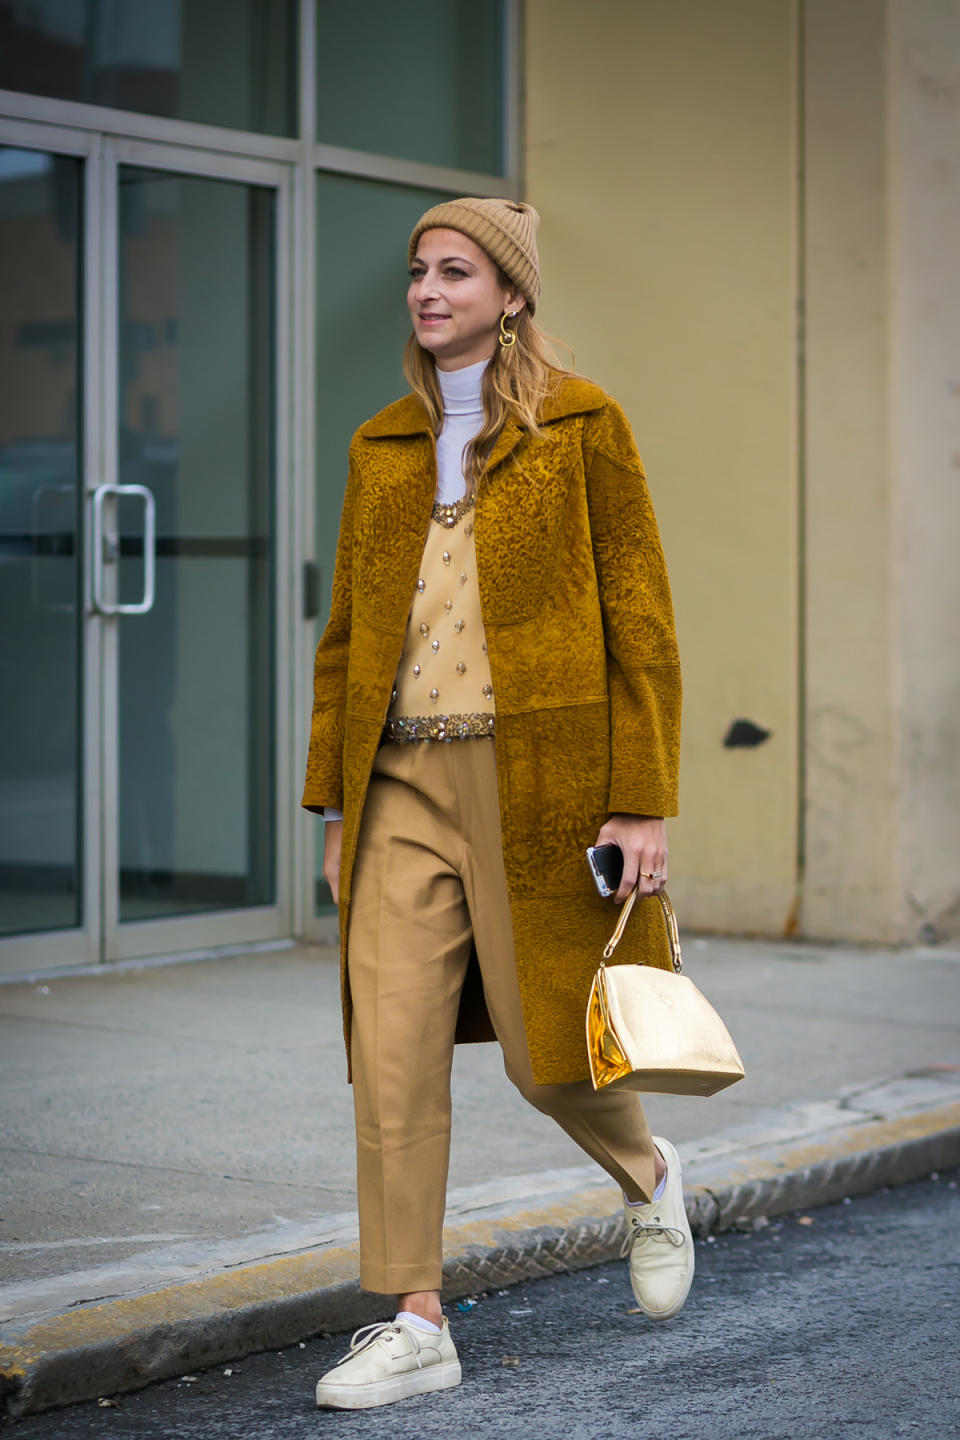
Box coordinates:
[408,197,541,312]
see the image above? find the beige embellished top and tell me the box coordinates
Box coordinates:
[384,494,495,742]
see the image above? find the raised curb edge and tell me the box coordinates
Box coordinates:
[2,1104,958,1420]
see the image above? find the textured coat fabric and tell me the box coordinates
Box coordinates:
[302,376,682,1085]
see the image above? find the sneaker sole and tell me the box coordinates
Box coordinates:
[316,1359,462,1410]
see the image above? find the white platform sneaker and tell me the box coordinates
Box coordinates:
[622,1135,695,1321]
[315,1317,461,1410]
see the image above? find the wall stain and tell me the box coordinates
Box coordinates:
[723,719,771,749]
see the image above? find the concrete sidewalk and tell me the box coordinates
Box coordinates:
[1,935,959,1418]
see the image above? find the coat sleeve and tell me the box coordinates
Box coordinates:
[301,446,359,814]
[584,399,682,818]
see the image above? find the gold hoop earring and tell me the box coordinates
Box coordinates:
[499,310,518,348]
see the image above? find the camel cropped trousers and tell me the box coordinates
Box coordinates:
[347,735,658,1295]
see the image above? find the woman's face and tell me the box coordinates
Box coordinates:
[407,228,523,371]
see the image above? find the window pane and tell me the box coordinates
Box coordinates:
[316,0,504,174]
[313,174,450,910]
[0,0,297,137]
[0,148,83,937]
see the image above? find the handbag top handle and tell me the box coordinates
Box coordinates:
[602,887,683,974]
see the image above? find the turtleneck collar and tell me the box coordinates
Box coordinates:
[436,357,486,416]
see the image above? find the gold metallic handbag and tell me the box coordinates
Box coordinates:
[586,888,745,1095]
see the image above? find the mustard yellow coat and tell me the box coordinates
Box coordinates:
[302,376,681,1085]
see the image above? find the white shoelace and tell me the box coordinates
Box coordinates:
[334,1321,424,1370]
[620,1217,687,1256]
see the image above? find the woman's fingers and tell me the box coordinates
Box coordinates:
[615,855,666,902]
[595,816,668,903]
[322,859,340,904]
[637,850,668,893]
[614,851,639,904]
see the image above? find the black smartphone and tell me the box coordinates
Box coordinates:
[586,842,624,898]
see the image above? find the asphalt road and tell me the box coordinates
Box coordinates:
[8,1172,959,1440]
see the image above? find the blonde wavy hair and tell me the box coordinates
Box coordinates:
[403,306,573,493]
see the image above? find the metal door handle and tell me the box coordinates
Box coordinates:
[91,483,156,615]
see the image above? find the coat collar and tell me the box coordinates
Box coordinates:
[357,375,608,441]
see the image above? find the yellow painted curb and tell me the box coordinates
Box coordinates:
[683,1102,960,1190]
[1,1100,957,1416]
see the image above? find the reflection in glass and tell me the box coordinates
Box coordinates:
[0,0,297,137]
[316,0,505,174]
[117,168,275,921]
[313,174,451,910]
[0,148,83,937]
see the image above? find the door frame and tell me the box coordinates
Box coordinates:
[0,120,295,973]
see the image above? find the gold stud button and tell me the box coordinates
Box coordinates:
[432,640,440,652]
[413,664,421,677]
[454,619,465,633]
[444,600,454,612]
[465,522,474,536]
[419,623,429,637]
[457,662,467,675]
[459,573,468,586]
[482,684,493,698]
[417,579,426,593]
[442,551,452,566]
[430,688,439,701]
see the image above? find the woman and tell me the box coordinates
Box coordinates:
[302,197,689,1411]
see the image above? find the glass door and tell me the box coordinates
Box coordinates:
[0,127,290,974]
[100,144,290,961]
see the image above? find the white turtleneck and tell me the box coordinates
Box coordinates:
[435,357,486,503]
[322,358,488,825]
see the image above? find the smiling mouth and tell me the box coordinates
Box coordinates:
[418,313,449,323]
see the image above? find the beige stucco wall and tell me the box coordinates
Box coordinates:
[801,0,902,940]
[526,0,800,934]
[803,0,960,943]
[890,0,960,941]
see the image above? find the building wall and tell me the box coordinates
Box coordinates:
[526,0,800,934]
[802,0,902,939]
[891,0,960,942]
[527,0,960,944]
[803,0,960,943]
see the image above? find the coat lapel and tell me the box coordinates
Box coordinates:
[355,378,609,632]
[483,417,524,477]
[356,408,437,635]
[479,376,607,479]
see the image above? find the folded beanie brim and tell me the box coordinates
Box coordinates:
[408,197,541,312]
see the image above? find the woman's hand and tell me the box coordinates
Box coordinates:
[323,819,343,904]
[593,814,667,903]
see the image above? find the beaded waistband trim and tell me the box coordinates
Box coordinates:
[383,712,495,744]
[432,494,476,528]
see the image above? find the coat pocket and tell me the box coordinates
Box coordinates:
[497,701,611,898]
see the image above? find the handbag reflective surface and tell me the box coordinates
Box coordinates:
[586,890,745,1095]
